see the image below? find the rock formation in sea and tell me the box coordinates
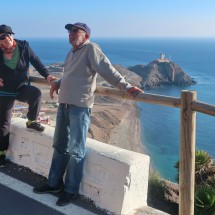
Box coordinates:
[128,58,196,90]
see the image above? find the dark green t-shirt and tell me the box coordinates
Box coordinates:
[3,45,20,70]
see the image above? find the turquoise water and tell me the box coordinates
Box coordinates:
[26,37,215,182]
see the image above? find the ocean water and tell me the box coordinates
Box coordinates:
[26,37,215,182]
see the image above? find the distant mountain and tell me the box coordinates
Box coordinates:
[128,59,196,90]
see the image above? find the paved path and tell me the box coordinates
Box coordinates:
[0,184,64,215]
[0,167,170,215]
[0,172,97,215]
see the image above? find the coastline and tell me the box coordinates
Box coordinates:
[107,102,143,153]
[89,95,144,154]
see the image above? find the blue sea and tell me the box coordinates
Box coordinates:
[25,37,215,182]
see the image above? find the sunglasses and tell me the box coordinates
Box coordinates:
[68,28,85,34]
[0,33,11,41]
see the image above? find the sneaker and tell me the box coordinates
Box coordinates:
[26,122,45,132]
[0,154,6,167]
[56,191,78,206]
[33,184,63,194]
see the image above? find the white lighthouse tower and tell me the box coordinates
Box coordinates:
[158,53,169,62]
[160,53,165,60]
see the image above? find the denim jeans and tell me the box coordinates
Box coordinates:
[47,104,91,193]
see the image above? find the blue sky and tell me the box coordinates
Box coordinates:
[2,0,215,38]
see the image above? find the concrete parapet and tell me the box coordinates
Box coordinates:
[7,118,150,215]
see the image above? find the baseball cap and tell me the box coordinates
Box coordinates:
[65,22,90,35]
[0,24,14,34]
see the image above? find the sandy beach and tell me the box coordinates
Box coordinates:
[90,95,143,153]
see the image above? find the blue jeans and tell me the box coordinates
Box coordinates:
[47,104,91,193]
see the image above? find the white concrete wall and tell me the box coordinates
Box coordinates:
[7,118,150,215]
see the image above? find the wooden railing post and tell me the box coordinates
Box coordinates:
[179,90,197,215]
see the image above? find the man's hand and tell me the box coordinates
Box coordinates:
[50,81,60,100]
[46,75,58,86]
[127,86,144,98]
[0,78,3,87]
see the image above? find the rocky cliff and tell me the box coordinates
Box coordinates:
[128,60,196,90]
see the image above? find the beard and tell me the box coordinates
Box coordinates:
[69,35,86,48]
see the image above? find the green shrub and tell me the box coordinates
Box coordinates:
[174,150,215,185]
[148,171,167,202]
[175,150,215,214]
[195,150,215,185]
[195,185,215,215]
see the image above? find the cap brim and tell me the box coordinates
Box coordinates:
[65,24,74,30]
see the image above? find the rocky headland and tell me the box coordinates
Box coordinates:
[128,59,196,90]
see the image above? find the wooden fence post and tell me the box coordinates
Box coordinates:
[179,90,197,215]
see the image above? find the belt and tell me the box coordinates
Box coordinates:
[60,103,75,108]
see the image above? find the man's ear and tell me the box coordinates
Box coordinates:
[85,34,90,40]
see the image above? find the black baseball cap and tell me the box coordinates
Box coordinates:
[0,24,14,34]
[65,22,90,35]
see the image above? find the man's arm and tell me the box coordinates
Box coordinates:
[88,43,144,97]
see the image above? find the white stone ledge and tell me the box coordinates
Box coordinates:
[7,118,150,215]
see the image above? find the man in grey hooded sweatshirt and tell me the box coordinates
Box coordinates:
[33,22,143,206]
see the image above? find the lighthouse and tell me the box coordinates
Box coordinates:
[160,53,165,60]
[158,53,169,62]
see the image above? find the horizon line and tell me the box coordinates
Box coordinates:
[16,36,215,40]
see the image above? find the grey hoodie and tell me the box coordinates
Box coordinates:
[58,40,131,108]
